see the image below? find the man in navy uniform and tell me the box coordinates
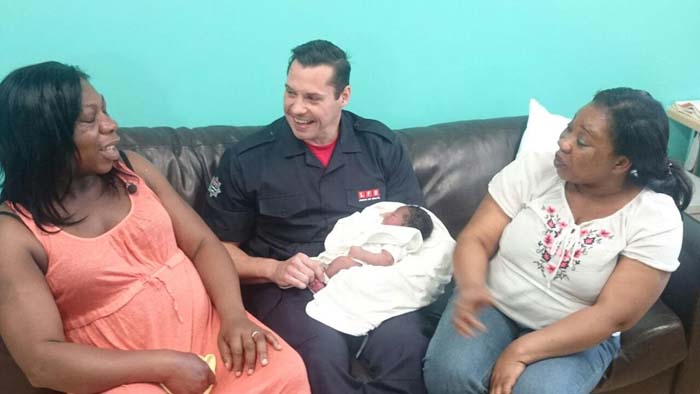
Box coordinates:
[203,39,427,394]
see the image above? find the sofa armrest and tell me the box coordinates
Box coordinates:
[594,301,687,392]
[660,214,700,394]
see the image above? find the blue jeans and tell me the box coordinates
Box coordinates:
[423,295,620,394]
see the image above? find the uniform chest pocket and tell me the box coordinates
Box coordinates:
[259,194,306,218]
[346,186,386,209]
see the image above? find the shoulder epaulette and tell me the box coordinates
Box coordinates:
[346,111,395,142]
[235,118,284,154]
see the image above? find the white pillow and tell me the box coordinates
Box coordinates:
[516,99,571,158]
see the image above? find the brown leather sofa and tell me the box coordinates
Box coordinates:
[2,116,699,394]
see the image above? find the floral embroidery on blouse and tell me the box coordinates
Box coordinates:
[533,205,614,282]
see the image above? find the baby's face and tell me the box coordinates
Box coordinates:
[381,207,410,226]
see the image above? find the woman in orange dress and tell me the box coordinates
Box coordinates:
[0,61,310,394]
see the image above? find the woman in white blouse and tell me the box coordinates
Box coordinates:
[423,88,693,394]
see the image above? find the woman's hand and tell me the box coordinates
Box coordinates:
[489,347,527,394]
[160,350,216,394]
[217,314,281,376]
[452,285,493,337]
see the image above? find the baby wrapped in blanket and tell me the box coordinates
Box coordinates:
[305,201,455,336]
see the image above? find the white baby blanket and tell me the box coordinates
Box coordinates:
[305,202,455,336]
[314,208,424,266]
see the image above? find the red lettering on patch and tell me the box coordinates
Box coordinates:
[357,188,381,202]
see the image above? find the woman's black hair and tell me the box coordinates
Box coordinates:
[0,61,123,231]
[593,87,692,211]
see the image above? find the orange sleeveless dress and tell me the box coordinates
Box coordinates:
[11,165,309,394]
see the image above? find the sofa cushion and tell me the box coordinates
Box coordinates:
[594,300,687,392]
[516,98,570,158]
[397,116,528,238]
[117,125,262,213]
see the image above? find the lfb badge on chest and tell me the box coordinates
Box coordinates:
[357,188,381,202]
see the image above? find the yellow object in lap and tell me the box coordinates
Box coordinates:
[161,354,217,394]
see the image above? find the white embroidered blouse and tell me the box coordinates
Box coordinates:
[486,152,683,329]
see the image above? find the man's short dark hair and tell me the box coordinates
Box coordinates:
[287,39,350,98]
[404,205,434,240]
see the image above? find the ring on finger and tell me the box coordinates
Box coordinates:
[251,330,262,339]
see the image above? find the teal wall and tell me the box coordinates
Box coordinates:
[1,0,699,160]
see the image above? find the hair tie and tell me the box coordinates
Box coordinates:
[667,160,673,176]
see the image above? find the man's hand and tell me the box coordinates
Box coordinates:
[326,256,361,278]
[271,253,324,289]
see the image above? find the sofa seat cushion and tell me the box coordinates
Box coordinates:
[595,300,687,392]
